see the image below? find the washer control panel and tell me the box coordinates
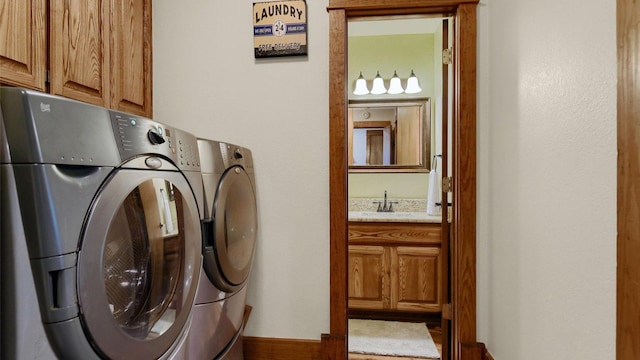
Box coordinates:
[173,127,201,171]
[109,110,200,171]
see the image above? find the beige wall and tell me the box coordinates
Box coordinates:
[348,33,435,102]
[153,0,616,358]
[348,173,429,200]
[153,0,330,339]
[476,0,616,358]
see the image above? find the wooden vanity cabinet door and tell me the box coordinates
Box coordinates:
[0,0,47,90]
[391,246,441,312]
[348,245,391,310]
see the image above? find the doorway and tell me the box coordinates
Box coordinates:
[324,1,480,360]
[347,15,450,359]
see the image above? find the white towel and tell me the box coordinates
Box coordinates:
[426,168,440,215]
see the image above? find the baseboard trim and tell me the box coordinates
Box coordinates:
[321,333,346,359]
[477,342,495,360]
[243,335,493,360]
[243,336,322,360]
[483,346,495,360]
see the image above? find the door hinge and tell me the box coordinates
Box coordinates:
[442,176,453,193]
[442,303,452,320]
[442,48,453,65]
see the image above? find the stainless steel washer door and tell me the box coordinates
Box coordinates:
[77,169,201,360]
[204,165,257,292]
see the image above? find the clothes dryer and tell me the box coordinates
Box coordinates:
[189,139,258,360]
[0,87,203,359]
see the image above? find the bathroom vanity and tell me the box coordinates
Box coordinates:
[347,212,443,314]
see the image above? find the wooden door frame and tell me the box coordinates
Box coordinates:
[324,1,480,359]
[617,0,640,359]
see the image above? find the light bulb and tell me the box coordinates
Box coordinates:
[353,72,370,95]
[387,70,404,94]
[370,71,387,95]
[404,69,422,94]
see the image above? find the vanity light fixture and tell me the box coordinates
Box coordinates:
[387,70,404,94]
[353,72,370,95]
[353,70,422,95]
[370,71,387,94]
[404,69,422,94]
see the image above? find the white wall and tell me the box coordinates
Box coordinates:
[153,0,618,357]
[476,0,617,359]
[153,0,330,339]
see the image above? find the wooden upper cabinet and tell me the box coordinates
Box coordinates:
[0,0,47,91]
[50,0,110,107]
[1,0,152,118]
[110,0,152,117]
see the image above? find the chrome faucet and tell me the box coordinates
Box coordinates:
[373,190,398,212]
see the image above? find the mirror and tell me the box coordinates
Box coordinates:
[348,98,430,171]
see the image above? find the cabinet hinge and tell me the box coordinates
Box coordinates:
[442,303,452,320]
[442,48,453,65]
[45,70,50,84]
[442,177,453,193]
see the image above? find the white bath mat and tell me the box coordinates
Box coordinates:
[348,319,440,359]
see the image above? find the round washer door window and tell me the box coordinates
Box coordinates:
[207,165,257,289]
[77,169,201,360]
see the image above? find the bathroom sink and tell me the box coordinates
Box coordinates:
[359,211,416,218]
[348,211,441,223]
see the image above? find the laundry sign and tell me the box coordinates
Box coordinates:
[253,0,307,58]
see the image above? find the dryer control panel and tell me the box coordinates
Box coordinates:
[109,111,200,171]
[219,142,254,173]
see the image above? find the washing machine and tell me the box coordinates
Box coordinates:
[0,87,204,359]
[189,138,258,360]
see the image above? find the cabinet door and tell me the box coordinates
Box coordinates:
[0,0,47,90]
[391,246,441,312]
[348,245,390,310]
[396,105,422,165]
[110,0,152,117]
[50,0,110,107]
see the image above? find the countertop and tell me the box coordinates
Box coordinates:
[348,211,441,223]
